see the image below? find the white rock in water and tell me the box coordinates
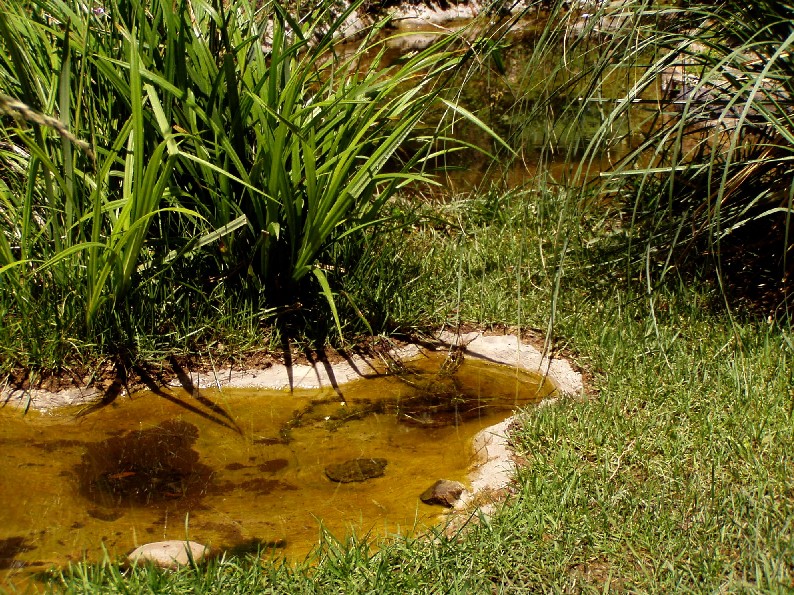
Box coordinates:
[128,540,209,569]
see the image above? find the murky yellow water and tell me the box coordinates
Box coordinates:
[0,353,555,587]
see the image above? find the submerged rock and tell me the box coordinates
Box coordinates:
[128,540,209,569]
[325,458,387,483]
[420,479,466,507]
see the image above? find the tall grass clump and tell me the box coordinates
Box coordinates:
[0,0,473,372]
[568,0,794,309]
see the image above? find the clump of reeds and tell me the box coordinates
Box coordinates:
[0,0,479,368]
[572,0,794,306]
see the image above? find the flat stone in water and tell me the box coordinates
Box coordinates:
[325,458,387,483]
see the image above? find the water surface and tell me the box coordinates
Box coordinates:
[0,353,555,587]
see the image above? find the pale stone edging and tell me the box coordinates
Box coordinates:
[163,331,582,398]
[184,331,583,516]
[0,335,582,411]
[434,331,583,513]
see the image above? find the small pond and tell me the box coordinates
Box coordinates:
[0,352,556,586]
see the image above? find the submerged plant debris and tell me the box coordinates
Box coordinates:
[76,420,212,508]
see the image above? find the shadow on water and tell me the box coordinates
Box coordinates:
[75,360,243,436]
[167,357,243,433]
[134,366,243,434]
[75,420,213,510]
[0,537,35,571]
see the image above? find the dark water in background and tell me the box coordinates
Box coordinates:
[368,16,654,196]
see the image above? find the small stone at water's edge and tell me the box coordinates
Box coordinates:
[420,479,466,507]
[128,540,209,569]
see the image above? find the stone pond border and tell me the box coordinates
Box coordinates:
[433,332,583,515]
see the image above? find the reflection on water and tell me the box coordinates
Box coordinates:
[0,353,555,587]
